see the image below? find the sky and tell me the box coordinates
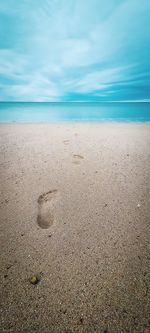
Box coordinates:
[0,0,150,102]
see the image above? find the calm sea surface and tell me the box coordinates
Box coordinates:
[0,102,150,122]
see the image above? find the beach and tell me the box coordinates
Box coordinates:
[0,123,150,333]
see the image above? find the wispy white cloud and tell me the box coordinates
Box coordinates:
[0,50,28,79]
[72,66,135,93]
[0,83,61,102]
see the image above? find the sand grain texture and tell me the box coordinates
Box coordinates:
[0,123,150,333]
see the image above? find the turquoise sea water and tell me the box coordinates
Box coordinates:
[0,102,150,122]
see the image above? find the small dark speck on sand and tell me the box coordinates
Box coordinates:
[80,316,84,324]
[6,265,12,270]
[104,203,108,207]
[48,234,52,238]
[4,274,8,278]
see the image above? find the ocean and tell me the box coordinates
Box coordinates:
[0,102,150,122]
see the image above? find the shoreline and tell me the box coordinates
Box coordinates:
[0,120,150,124]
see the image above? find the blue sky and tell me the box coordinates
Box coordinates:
[0,0,150,102]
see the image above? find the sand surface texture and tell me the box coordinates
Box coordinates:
[0,123,150,333]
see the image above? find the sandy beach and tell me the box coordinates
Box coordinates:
[0,123,150,333]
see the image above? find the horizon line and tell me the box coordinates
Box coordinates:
[0,100,150,104]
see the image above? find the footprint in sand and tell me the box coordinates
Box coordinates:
[73,154,84,165]
[37,190,58,229]
[63,140,70,145]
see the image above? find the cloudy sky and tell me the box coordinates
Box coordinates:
[0,0,150,102]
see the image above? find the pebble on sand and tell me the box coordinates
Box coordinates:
[29,274,40,285]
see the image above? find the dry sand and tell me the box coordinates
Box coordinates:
[0,123,150,333]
